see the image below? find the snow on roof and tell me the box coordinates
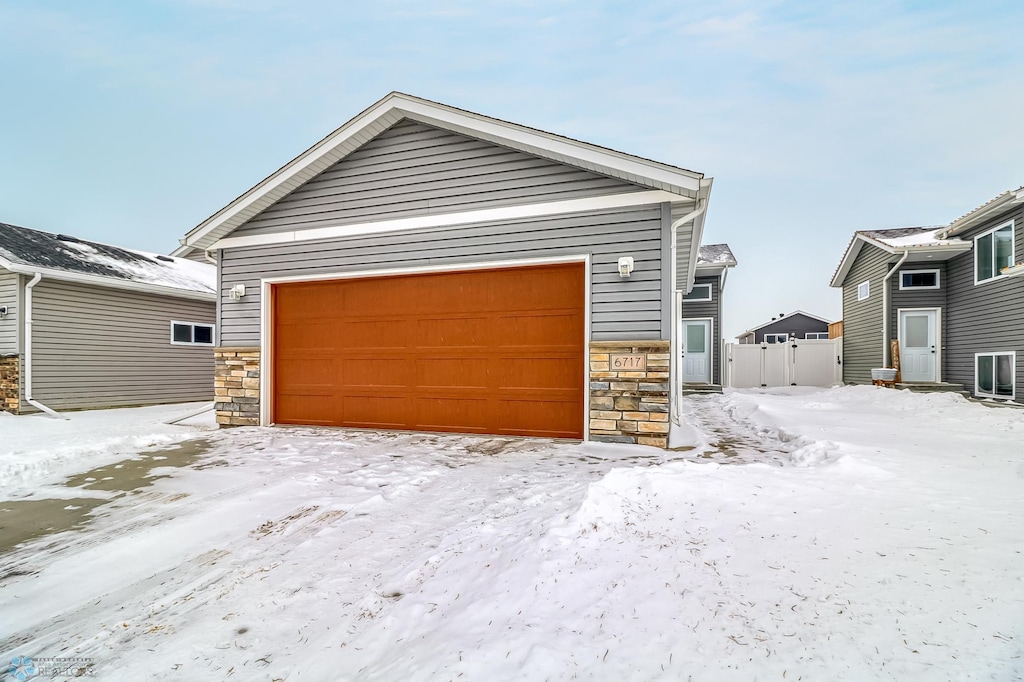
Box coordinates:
[858,226,961,248]
[697,243,736,265]
[0,222,215,295]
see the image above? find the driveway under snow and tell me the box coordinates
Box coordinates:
[0,387,1021,680]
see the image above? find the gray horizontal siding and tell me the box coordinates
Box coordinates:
[943,207,1024,402]
[220,204,668,345]
[0,270,18,354]
[26,279,216,411]
[681,275,721,384]
[841,244,889,384]
[234,120,647,236]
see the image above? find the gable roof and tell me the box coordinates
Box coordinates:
[174,92,708,255]
[0,222,215,301]
[738,310,832,337]
[830,226,972,287]
[939,184,1024,238]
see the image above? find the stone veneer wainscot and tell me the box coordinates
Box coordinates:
[215,347,260,427]
[588,341,671,448]
[0,355,19,413]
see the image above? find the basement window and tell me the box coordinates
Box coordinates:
[171,321,215,346]
[976,352,1015,399]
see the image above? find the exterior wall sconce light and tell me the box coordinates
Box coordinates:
[617,256,635,278]
[0,306,7,318]
[229,284,246,300]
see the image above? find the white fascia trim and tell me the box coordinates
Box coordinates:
[212,190,686,251]
[831,234,971,287]
[258,253,593,432]
[0,257,216,303]
[395,99,703,193]
[943,189,1024,238]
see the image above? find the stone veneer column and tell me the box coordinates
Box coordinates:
[215,347,261,427]
[0,355,19,414]
[588,341,671,448]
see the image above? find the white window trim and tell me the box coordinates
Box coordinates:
[683,283,712,302]
[764,333,790,344]
[804,332,830,339]
[974,351,1016,400]
[898,268,940,290]
[170,320,216,346]
[973,220,1015,286]
[857,280,870,301]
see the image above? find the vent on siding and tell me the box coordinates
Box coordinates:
[156,255,174,262]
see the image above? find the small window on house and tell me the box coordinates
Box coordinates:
[857,281,870,301]
[975,221,1014,284]
[171,321,215,346]
[976,352,1015,399]
[764,333,790,344]
[683,284,712,302]
[805,332,830,340]
[899,269,940,290]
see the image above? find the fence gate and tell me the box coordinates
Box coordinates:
[725,338,843,388]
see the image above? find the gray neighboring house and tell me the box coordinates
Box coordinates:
[173,92,717,447]
[736,311,832,344]
[681,243,737,387]
[830,185,1024,403]
[0,223,217,415]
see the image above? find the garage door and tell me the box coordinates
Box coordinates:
[271,262,585,438]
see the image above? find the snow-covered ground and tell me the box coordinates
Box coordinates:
[1,387,1021,680]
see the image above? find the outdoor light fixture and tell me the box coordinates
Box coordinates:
[617,256,635,278]
[229,284,246,300]
[0,306,7,318]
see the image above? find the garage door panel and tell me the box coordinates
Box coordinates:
[273,262,584,438]
[416,316,490,347]
[495,312,584,346]
[495,399,581,438]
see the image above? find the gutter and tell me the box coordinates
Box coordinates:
[881,250,910,369]
[24,273,67,419]
[669,198,709,425]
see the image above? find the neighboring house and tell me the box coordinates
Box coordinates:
[680,243,737,387]
[830,184,1024,403]
[173,92,716,447]
[736,311,832,344]
[0,223,217,415]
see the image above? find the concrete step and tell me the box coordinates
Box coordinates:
[681,384,724,395]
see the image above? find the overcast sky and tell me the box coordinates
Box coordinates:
[1,0,1021,338]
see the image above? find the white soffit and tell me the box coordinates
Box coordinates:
[178,92,705,252]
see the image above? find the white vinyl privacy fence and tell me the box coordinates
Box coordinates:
[726,338,843,388]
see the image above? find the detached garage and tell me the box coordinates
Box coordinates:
[175,93,714,447]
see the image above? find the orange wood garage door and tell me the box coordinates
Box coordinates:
[271,262,585,438]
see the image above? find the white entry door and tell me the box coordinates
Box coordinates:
[682,319,712,383]
[899,310,937,382]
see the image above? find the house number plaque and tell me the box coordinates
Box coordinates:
[610,354,646,370]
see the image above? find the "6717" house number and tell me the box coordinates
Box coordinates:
[610,354,646,370]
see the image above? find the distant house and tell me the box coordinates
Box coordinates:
[681,244,737,386]
[736,311,832,344]
[0,223,216,415]
[830,185,1024,402]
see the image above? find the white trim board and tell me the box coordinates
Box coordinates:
[211,190,686,251]
[258,254,593,437]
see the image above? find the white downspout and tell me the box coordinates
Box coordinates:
[669,199,708,425]
[882,250,909,369]
[24,273,67,419]
[719,265,731,388]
